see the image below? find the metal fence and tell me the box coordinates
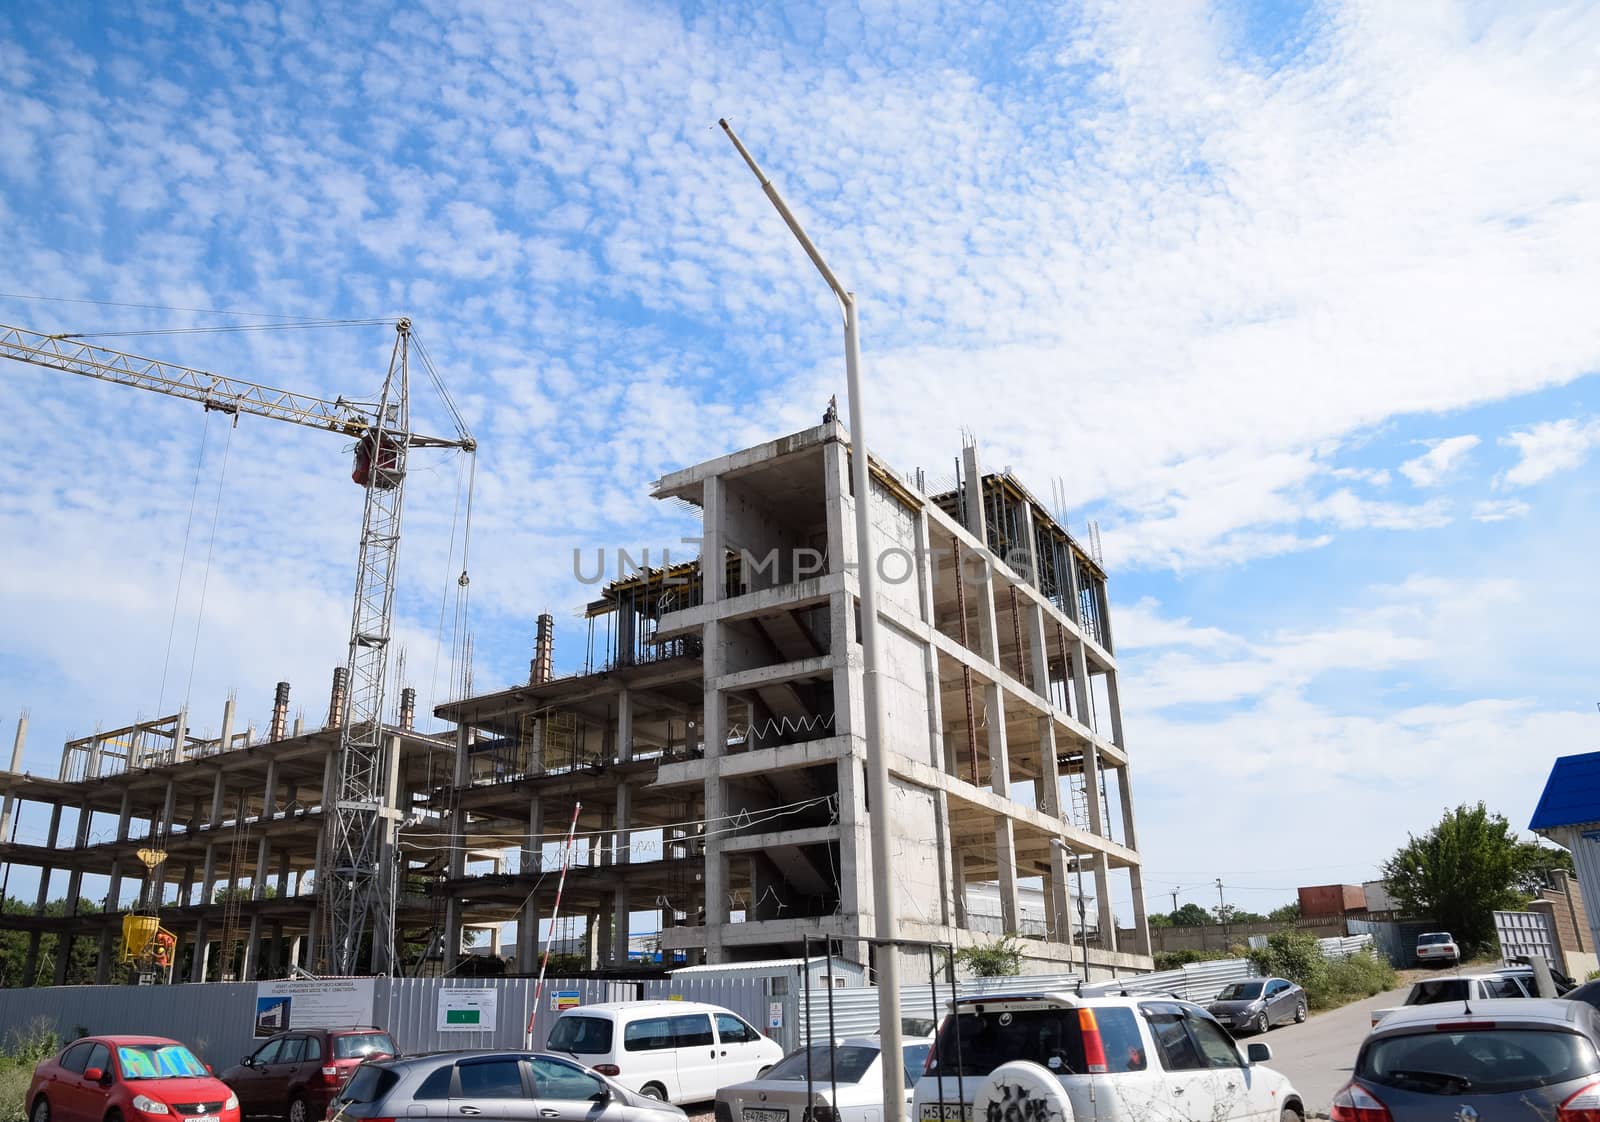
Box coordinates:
[1494,911,1562,972]
[0,932,1382,1064]
[1317,934,1376,961]
[1347,917,1439,967]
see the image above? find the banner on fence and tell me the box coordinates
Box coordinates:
[439,988,499,1031]
[254,978,375,1038]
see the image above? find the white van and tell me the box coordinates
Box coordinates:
[544,1000,784,1104]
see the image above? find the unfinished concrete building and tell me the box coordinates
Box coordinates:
[434,421,1153,978]
[0,674,455,983]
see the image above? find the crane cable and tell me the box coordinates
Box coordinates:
[155,412,213,716]
[182,411,238,711]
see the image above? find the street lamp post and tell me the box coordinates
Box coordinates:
[719,119,904,1121]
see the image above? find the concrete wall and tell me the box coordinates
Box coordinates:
[1148,919,1346,953]
[888,778,944,927]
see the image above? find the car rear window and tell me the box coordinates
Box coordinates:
[1406,980,1469,1005]
[334,1033,396,1059]
[927,1005,1146,1077]
[548,1016,614,1055]
[1362,1028,1599,1094]
[765,1044,880,1084]
[340,1065,400,1104]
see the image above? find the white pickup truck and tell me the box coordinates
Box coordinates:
[1369,970,1536,1027]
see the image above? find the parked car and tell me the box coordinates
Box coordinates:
[908,990,1304,1122]
[27,1035,241,1122]
[1370,970,1538,1027]
[328,1049,685,1122]
[714,1035,933,1122]
[544,1000,783,1104]
[222,1026,397,1122]
[1333,998,1600,1122]
[1207,978,1308,1035]
[1561,979,1600,1012]
[1414,932,1460,965]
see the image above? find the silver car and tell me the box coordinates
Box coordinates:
[715,1037,933,1122]
[1208,977,1308,1035]
[330,1050,687,1122]
[1334,998,1600,1122]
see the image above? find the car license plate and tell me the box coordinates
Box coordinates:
[921,1106,970,1121]
[193,1116,220,1122]
[744,1110,787,1122]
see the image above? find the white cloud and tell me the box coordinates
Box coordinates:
[1399,434,1480,487]
[1498,416,1600,488]
[1472,498,1530,522]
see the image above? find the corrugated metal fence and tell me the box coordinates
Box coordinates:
[1317,934,1376,961]
[0,935,1379,1064]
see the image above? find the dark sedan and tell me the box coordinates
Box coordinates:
[1206,977,1307,1034]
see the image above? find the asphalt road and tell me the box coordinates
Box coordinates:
[1258,985,1410,1117]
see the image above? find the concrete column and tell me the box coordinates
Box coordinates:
[700,474,730,964]
[950,845,968,927]
[243,913,262,979]
[269,921,284,977]
[177,862,195,909]
[442,722,471,969]
[252,838,271,900]
[933,788,958,927]
[961,445,986,542]
[1116,764,1140,853]
[613,781,632,966]
[1093,855,1118,954]
[190,920,210,982]
[209,770,226,826]
[1049,844,1076,951]
[1104,669,1126,750]
[1082,744,1106,839]
[1127,863,1151,957]
[276,853,291,899]
[25,804,62,988]
[834,736,870,922]
[33,804,62,915]
[261,757,279,822]
[0,713,27,841]
[219,696,235,756]
[617,690,633,763]
[518,892,540,971]
[985,684,1019,932]
[522,794,545,875]
[1015,500,1039,589]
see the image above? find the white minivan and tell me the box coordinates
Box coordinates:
[545,1000,785,1105]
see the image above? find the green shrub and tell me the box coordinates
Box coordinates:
[0,1021,57,1122]
[957,936,1024,977]
[1247,930,1329,996]
[1304,951,1397,1010]
[1154,948,1232,971]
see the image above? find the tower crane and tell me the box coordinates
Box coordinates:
[0,319,475,975]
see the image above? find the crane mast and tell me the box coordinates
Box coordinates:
[0,319,474,976]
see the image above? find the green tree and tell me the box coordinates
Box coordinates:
[956,936,1023,977]
[1267,902,1301,923]
[1511,841,1574,896]
[1147,912,1173,929]
[213,885,278,904]
[0,896,111,987]
[1383,803,1525,954]
[1168,903,1212,927]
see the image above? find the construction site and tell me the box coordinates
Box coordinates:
[0,415,1155,983]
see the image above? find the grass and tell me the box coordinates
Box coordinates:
[1306,951,1399,1010]
[0,1020,60,1122]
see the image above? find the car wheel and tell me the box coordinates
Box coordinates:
[1281,1107,1304,1122]
[30,1098,49,1122]
[1256,1011,1270,1034]
[288,1097,308,1122]
[640,1084,667,1102]
[1294,1000,1307,1023]
[106,1111,124,1122]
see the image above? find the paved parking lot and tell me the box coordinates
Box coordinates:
[1253,985,1410,1116]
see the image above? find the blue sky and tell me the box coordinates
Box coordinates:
[1,0,1598,926]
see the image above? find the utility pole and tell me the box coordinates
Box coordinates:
[1216,878,1228,943]
[1169,888,1182,914]
[720,119,903,1122]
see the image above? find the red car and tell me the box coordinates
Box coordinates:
[27,1035,240,1122]
[220,1027,397,1122]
